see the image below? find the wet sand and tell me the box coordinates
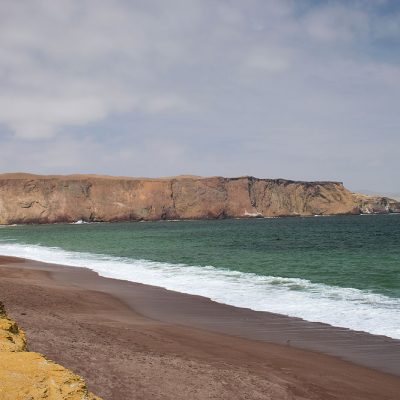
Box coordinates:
[0,255,399,399]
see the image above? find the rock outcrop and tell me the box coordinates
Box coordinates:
[0,173,398,224]
[353,193,400,214]
[0,301,100,400]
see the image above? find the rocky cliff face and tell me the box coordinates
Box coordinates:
[0,301,101,399]
[353,193,400,214]
[0,173,398,224]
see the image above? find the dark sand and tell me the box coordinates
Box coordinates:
[0,256,399,400]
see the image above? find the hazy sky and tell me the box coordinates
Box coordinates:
[0,0,399,192]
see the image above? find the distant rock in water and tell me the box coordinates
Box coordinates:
[0,173,399,224]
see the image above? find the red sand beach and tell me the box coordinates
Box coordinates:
[0,255,399,399]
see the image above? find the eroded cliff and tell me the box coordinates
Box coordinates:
[0,173,398,224]
[0,301,100,400]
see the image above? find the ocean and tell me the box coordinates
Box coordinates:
[0,214,399,339]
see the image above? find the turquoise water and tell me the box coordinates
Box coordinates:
[0,214,399,337]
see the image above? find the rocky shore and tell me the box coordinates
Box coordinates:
[0,298,100,399]
[0,173,399,224]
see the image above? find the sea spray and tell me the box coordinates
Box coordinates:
[0,241,399,339]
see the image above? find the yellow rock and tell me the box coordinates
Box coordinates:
[0,317,27,352]
[0,353,100,400]
[0,302,101,400]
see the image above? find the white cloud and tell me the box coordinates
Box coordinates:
[244,45,292,73]
[301,3,369,43]
[0,0,197,139]
[0,0,399,191]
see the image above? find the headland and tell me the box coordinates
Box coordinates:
[0,173,399,224]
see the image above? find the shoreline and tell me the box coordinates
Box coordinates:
[1,255,400,399]
[0,211,399,227]
[1,173,399,224]
[0,237,399,341]
[2,255,400,375]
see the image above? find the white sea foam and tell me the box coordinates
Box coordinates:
[0,241,399,339]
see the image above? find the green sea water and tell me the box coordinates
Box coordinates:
[1,214,399,296]
[0,214,399,337]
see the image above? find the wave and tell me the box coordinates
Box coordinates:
[0,241,399,339]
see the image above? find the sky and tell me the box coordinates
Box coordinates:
[0,0,399,193]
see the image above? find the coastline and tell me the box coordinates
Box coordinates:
[0,210,399,227]
[1,173,399,225]
[2,216,400,341]
[1,256,399,399]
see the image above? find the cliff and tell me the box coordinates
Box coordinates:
[0,173,399,224]
[0,302,101,400]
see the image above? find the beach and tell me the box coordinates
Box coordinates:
[2,0,400,397]
[1,255,399,400]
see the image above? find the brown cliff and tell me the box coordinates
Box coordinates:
[0,301,101,400]
[0,173,399,224]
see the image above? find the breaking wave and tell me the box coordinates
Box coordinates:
[0,241,399,339]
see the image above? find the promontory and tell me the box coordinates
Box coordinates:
[0,173,399,224]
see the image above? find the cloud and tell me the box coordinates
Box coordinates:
[302,4,369,43]
[0,0,399,191]
[243,45,292,73]
[0,0,195,138]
